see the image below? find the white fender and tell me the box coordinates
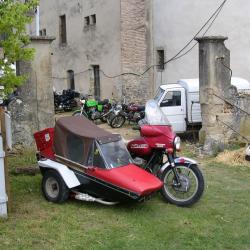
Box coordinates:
[38,159,81,189]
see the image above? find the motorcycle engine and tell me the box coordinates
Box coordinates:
[133,157,147,167]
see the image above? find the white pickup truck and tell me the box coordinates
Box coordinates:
[154,77,250,133]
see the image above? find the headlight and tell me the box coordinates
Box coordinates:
[174,136,181,151]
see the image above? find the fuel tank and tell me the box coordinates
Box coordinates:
[127,137,152,157]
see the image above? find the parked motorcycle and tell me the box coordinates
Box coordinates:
[54,89,79,112]
[72,95,113,122]
[109,102,145,128]
[127,100,204,206]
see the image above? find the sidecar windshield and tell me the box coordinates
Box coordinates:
[144,99,171,125]
[98,140,134,169]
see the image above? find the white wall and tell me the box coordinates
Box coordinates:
[153,0,250,89]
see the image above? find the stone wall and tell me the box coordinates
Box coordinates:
[196,36,250,154]
[9,37,55,146]
[120,0,153,103]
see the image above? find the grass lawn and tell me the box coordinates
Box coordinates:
[0,147,250,250]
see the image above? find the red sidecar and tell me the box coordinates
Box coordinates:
[34,116,162,204]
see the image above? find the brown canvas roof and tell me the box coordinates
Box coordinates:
[55,116,120,142]
[53,116,121,165]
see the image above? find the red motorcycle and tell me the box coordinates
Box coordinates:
[109,102,145,128]
[127,100,204,206]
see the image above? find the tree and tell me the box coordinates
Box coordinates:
[0,0,38,94]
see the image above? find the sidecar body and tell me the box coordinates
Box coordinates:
[34,116,163,204]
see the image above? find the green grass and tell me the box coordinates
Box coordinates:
[0,149,250,250]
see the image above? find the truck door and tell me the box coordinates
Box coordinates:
[159,88,186,133]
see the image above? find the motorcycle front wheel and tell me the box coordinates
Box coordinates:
[110,114,126,128]
[160,164,204,207]
[72,110,88,118]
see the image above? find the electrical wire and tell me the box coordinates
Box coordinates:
[50,0,228,80]
[172,2,225,62]
[216,116,250,144]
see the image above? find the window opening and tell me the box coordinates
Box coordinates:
[157,49,165,71]
[91,14,96,25]
[67,70,75,90]
[59,15,67,44]
[84,16,90,26]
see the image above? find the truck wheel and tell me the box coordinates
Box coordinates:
[42,170,69,203]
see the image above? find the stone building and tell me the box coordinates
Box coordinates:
[28,0,250,101]
[28,0,154,103]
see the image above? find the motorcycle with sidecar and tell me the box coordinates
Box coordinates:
[127,100,204,206]
[34,116,163,204]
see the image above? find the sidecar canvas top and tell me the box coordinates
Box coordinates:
[54,116,121,166]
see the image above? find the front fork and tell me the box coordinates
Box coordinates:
[167,153,181,185]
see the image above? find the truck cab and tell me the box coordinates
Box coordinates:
[154,79,201,133]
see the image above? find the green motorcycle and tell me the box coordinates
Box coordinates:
[72,96,113,122]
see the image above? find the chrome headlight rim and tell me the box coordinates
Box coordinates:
[174,136,181,151]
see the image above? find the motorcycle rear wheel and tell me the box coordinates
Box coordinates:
[160,164,204,207]
[110,114,126,128]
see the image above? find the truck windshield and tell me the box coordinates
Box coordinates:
[154,87,165,102]
[99,140,133,169]
[144,100,171,126]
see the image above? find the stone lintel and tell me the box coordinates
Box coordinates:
[30,36,56,43]
[195,36,228,43]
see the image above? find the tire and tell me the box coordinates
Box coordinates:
[160,164,204,207]
[107,112,115,125]
[100,115,107,123]
[42,170,69,203]
[72,110,88,118]
[110,114,126,128]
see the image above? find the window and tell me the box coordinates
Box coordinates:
[59,15,67,44]
[67,70,75,90]
[67,134,84,164]
[156,49,165,71]
[39,29,46,36]
[91,14,96,25]
[161,91,181,107]
[84,16,90,26]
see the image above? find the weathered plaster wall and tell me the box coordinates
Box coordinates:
[153,0,250,88]
[9,37,55,146]
[38,0,122,99]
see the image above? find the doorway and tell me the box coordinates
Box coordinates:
[92,65,100,99]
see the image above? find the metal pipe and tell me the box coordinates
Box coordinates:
[35,6,40,36]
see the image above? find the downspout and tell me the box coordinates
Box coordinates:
[35,6,40,36]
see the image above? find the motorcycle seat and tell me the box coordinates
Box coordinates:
[98,99,109,105]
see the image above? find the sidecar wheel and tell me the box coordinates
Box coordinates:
[160,164,204,207]
[42,170,69,203]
